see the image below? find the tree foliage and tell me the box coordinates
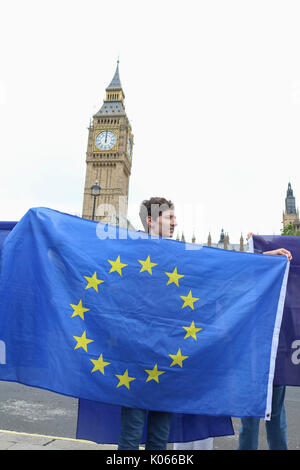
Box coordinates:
[281,223,300,236]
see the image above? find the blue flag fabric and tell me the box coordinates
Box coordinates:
[0,222,17,265]
[250,235,300,386]
[0,208,289,419]
[76,400,233,444]
[0,220,234,443]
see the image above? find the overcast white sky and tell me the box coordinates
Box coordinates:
[1,0,300,243]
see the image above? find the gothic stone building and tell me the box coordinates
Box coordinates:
[177,229,248,252]
[282,182,300,232]
[82,62,133,228]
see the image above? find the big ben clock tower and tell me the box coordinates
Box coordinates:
[82,62,133,226]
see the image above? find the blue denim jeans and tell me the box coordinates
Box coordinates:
[118,407,172,450]
[238,385,288,450]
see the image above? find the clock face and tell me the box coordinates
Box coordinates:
[127,138,132,158]
[95,131,116,150]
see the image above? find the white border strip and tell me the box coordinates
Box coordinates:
[249,237,290,420]
[264,259,290,420]
[248,236,254,253]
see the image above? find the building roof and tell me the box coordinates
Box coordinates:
[94,101,125,117]
[106,62,122,90]
[94,62,126,117]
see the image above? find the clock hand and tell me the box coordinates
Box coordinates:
[105,131,108,143]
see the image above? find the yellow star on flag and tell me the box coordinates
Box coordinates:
[108,255,128,276]
[180,290,199,310]
[115,369,136,390]
[169,348,189,368]
[138,255,158,275]
[145,364,165,383]
[90,354,111,374]
[183,320,202,341]
[165,267,184,287]
[73,330,94,352]
[84,271,104,292]
[70,299,90,321]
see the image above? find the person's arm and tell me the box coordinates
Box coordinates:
[263,248,292,260]
[246,233,292,261]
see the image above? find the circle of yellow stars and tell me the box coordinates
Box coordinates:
[70,254,203,391]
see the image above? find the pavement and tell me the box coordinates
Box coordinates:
[0,428,117,450]
[0,384,299,450]
[0,427,239,450]
[0,417,297,450]
[0,421,285,451]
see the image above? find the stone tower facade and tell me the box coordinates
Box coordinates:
[282,182,299,228]
[82,62,133,227]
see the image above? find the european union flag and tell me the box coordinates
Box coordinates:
[0,219,233,443]
[0,208,289,419]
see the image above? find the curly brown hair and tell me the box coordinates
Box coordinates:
[139,197,174,232]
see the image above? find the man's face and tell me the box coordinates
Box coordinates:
[149,210,177,238]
